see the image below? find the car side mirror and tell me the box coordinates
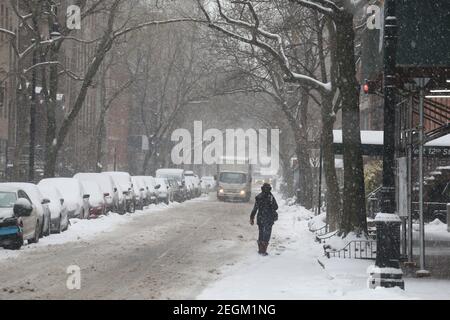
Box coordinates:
[214,175,217,180]
[41,198,50,205]
[83,194,90,199]
[104,193,110,197]
[14,199,33,217]
[113,187,118,192]
[155,184,161,190]
[60,198,64,205]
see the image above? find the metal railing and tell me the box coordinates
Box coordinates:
[324,240,377,260]
[309,224,329,236]
[316,230,339,243]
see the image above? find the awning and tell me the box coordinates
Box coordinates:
[333,130,450,157]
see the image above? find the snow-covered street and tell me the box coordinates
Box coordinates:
[198,197,450,300]
[2,192,448,300]
[0,194,257,299]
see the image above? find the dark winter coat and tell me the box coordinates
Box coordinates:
[250,192,279,226]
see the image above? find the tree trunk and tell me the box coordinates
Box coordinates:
[295,140,313,209]
[321,93,341,231]
[94,109,107,173]
[298,92,313,209]
[280,154,295,197]
[12,79,29,181]
[315,13,342,231]
[335,14,367,236]
[43,44,59,179]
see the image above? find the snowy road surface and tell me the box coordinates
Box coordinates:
[1,193,450,300]
[0,194,256,299]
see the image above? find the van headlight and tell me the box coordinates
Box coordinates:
[240,190,246,196]
[219,188,224,194]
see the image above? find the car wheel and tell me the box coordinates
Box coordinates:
[39,219,45,238]
[128,201,135,213]
[64,217,69,231]
[45,216,51,236]
[119,202,126,215]
[5,238,23,250]
[28,221,40,244]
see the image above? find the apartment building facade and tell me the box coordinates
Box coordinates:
[0,1,133,181]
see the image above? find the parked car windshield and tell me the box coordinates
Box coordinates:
[219,172,247,184]
[158,174,181,182]
[0,192,17,208]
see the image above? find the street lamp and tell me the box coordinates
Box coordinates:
[368,0,405,290]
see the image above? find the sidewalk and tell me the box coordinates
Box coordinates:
[197,198,450,300]
[410,220,450,278]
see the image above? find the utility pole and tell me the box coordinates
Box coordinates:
[369,0,405,290]
[414,77,430,277]
[407,93,413,264]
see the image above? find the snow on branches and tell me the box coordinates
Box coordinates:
[196,0,332,92]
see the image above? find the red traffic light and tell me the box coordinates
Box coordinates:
[362,80,377,94]
[363,84,370,94]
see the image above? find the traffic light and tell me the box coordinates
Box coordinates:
[363,79,377,94]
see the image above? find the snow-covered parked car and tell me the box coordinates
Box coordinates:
[38,178,90,219]
[143,176,160,205]
[154,178,171,204]
[201,176,216,193]
[185,175,195,199]
[74,173,115,213]
[185,171,201,197]
[37,183,69,233]
[156,169,187,202]
[0,185,40,249]
[1,183,51,237]
[131,176,147,210]
[79,180,106,218]
[102,172,135,214]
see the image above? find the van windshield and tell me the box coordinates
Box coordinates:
[0,192,17,208]
[219,173,247,184]
[159,174,181,182]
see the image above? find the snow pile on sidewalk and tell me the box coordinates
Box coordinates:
[413,219,450,241]
[197,198,450,300]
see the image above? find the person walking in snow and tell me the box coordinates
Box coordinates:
[250,183,278,256]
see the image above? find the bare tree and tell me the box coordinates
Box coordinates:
[195,0,366,236]
[126,20,215,174]
[1,0,204,178]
